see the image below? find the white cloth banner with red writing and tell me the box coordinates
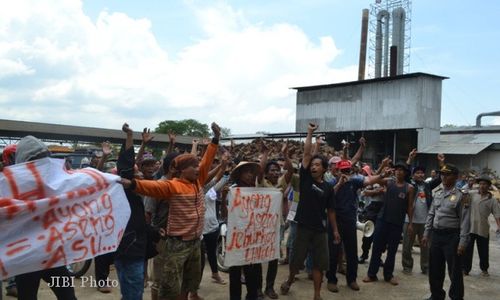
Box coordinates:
[0,158,130,279]
[225,187,282,267]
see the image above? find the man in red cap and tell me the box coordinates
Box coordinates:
[326,156,388,292]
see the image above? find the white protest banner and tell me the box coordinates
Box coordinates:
[0,158,130,279]
[224,187,282,267]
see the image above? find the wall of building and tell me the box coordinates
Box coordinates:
[295,74,444,149]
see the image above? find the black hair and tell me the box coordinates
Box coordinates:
[163,152,180,173]
[310,154,328,170]
[265,160,280,173]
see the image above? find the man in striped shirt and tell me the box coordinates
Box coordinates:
[121,122,221,300]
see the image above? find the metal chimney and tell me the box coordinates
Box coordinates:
[358,9,369,80]
[375,10,390,78]
[390,46,397,77]
[391,7,406,75]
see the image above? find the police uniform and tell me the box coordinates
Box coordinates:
[423,164,470,300]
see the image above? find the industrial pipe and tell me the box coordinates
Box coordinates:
[476,111,500,127]
[392,7,406,75]
[375,10,390,78]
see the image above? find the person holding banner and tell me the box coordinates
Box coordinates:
[255,140,294,299]
[280,123,339,300]
[121,122,221,300]
[10,136,77,300]
[224,160,263,300]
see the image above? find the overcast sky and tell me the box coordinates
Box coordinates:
[1,0,499,134]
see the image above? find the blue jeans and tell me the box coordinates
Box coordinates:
[115,257,145,300]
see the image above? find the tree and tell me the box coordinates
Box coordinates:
[155,119,210,137]
[221,127,231,138]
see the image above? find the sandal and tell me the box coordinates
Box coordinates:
[280,281,291,295]
[212,274,227,285]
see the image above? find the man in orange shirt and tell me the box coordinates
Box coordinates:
[121,122,221,300]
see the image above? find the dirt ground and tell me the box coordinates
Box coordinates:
[4,218,500,300]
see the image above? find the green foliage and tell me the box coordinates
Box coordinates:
[221,127,231,138]
[155,119,210,137]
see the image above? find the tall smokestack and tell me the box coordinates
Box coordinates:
[358,9,369,81]
[390,45,397,77]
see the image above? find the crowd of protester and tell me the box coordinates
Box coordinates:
[1,121,500,300]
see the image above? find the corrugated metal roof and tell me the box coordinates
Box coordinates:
[420,133,500,154]
[291,72,448,91]
[441,126,500,134]
[420,143,492,155]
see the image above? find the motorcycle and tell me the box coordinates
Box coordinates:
[66,259,92,278]
[216,222,229,273]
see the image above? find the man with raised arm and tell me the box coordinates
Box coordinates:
[280,123,338,300]
[121,122,221,300]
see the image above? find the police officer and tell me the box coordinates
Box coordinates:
[421,164,470,300]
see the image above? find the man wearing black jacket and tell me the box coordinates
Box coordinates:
[114,123,157,300]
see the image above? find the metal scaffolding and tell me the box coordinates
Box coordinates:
[367,0,412,78]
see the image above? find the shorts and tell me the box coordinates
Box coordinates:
[290,224,329,271]
[159,237,201,298]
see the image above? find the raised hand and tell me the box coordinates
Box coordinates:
[211,122,221,139]
[260,139,270,154]
[342,140,350,150]
[308,123,318,133]
[359,136,366,147]
[122,123,132,134]
[381,156,392,167]
[102,141,112,156]
[437,153,445,164]
[381,166,393,178]
[339,174,349,185]
[142,128,154,144]
[281,140,289,156]
[409,148,417,160]
[168,130,176,143]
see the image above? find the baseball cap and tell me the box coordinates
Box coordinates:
[329,156,341,165]
[336,160,352,170]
